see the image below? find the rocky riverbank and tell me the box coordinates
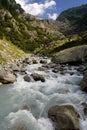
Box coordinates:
[0,54,87,89]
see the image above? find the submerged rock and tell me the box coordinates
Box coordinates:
[38,67,45,71]
[11,124,27,130]
[48,105,80,130]
[81,72,87,92]
[22,105,31,111]
[31,73,45,82]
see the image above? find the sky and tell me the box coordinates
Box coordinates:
[15,0,87,20]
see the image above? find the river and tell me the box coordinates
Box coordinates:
[0,59,87,130]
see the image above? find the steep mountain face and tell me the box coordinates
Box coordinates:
[46,4,87,55]
[57,4,87,36]
[0,0,63,53]
[0,0,24,14]
[34,4,87,55]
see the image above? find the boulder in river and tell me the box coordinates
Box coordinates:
[52,68,59,73]
[32,59,38,64]
[31,73,45,82]
[52,45,87,64]
[40,59,47,64]
[23,74,31,82]
[38,67,45,71]
[48,105,80,130]
[23,57,30,64]
[0,67,16,84]
[80,72,87,92]
[0,82,3,86]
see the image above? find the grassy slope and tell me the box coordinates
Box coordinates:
[0,38,25,64]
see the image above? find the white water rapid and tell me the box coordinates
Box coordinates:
[0,59,87,130]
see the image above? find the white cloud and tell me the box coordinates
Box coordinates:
[48,13,58,20]
[15,0,57,17]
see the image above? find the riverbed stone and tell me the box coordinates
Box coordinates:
[0,82,3,86]
[3,72,16,83]
[0,67,16,84]
[81,72,87,92]
[32,59,38,64]
[31,73,45,82]
[48,105,80,130]
[40,59,47,64]
[52,68,59,73]
[81,103,87,116]
[83,104,87,116]
[22,105,31,111]
[52,45,87,64]
[11,124,27,130]
[77,65,86,73]
[38,67,45,71]
[23,57,30,64]
[23,74,31,82]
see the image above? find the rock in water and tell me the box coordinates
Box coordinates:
[81,72,87,92]
[31,73,45,82]
[84,105,87,116]
[48,105,80,130]
[40,59,47,64]
[0,82,3,86]
[23,74,31,82]
[32,59,38,64]
[3,72,16,83]
[0,67,16,84]
[52,45,87,64]
[23,57,30,64]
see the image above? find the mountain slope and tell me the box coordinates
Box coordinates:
[57,4,87,36]
[34,4,87,55]
[0,0,63,53]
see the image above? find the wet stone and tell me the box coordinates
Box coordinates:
[31,73,45,82]
[23,74,31,82]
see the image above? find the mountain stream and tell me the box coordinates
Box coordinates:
[0,58,87,130]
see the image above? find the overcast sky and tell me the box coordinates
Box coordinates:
[15,0,87,20]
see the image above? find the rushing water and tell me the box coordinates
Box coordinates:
[0,59,87,130]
